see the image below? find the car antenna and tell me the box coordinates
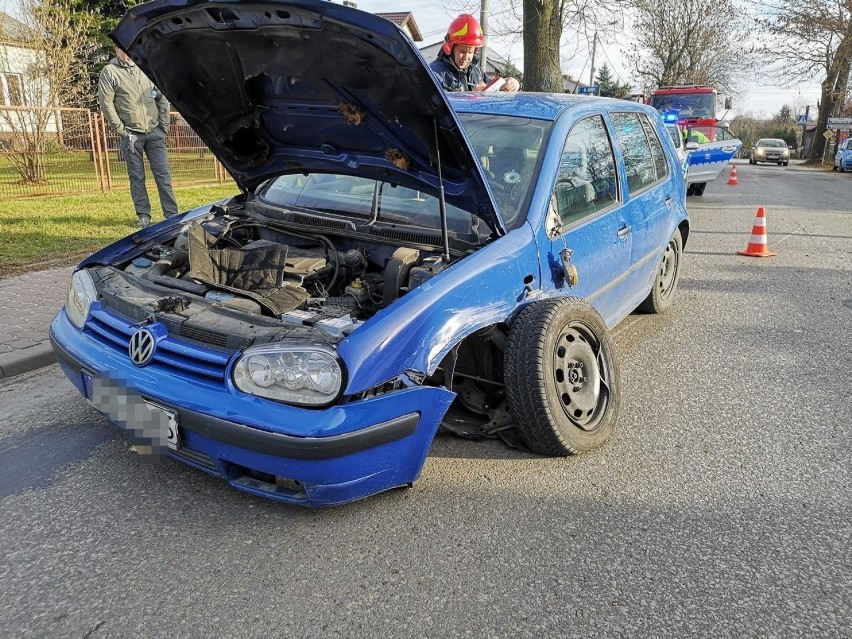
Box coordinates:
[432,118,451,262]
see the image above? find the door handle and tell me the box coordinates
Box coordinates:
[665,197,674,207]
[617,225,632,238]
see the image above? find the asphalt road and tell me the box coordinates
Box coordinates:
[1,161,850,638]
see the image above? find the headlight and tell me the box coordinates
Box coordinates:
[65,269,97,329]
[233,344,344,406]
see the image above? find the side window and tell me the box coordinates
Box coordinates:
[553,115,618,227]
[611,112,656,194]
[640,115,668,180]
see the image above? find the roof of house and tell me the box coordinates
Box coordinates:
[0,11,28,42]
[375,12,423,42]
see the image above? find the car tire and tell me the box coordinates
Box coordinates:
[505,298,621,455]
[694,182,706,196]
[833,164,838,171]
[686,184,694,196]
[638,228,683,315]
[778,162,783,166]
[749,158,754,165]
[783,162,789,166]
[840,165,846,173]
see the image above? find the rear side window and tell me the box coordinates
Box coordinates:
[553,115,618,227]
[611,112,657,194]
[640,115,669,179]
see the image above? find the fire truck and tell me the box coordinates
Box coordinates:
[648,86,740,196]
[649,85,727,133]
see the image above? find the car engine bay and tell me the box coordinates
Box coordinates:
[98,205,456,342]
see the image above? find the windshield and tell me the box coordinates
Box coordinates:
[259,174,481,238]
[650,92,716,119]
[256,113,550,234]
[757,139,786,148]
[458,113,550,226]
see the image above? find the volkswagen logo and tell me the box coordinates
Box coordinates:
[128,328,156,366]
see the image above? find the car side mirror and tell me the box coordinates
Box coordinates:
[685,141,699,150]
[724,97,733,110]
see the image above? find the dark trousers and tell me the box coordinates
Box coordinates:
[120,127,179,219]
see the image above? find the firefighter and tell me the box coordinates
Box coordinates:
[429,14,520,93]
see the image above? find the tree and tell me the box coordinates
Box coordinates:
[625,0,749,94]
[758,0,852,159]
[595,64,631,98]
[502,60,524,85]
[451,0,630,93]
[0,0,97,184]
[522,0,564,92]
[67,0,142,108]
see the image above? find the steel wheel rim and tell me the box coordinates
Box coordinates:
[657,237,680,301]
[552,321,612,431]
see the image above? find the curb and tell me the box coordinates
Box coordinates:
[0,344,57,380]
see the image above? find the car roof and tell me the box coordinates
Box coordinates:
[447,92,660,121]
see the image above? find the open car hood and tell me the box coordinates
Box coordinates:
[111,0,505,234]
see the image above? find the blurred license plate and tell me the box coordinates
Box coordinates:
[145,401,180,450]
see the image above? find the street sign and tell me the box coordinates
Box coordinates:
[823,130,834,139]
[827,117,852,130]
[797,114,809,125]
[578,86,599,95]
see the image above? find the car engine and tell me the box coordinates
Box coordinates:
[111,207,451,339]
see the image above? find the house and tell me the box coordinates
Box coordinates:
[562,74,589,94]
[0,12,32,107]
[375,12,423,42]
[328,2,423,42]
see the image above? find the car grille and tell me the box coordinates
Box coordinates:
[84,306,231,384]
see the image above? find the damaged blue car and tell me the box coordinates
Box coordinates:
[50,0,690,506]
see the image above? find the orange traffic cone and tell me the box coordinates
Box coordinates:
[727,165,739,185]
[737,207,777,257]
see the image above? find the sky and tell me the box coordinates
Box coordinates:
[360,0,825,119]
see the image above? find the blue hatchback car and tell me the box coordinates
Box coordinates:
[835,138,852,172]
[50,0,690,506]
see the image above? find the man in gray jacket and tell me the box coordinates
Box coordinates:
[98,47,178,228]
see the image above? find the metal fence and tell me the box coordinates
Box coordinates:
[0,106,231,200]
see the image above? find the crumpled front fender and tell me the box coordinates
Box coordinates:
[338,225,541,394]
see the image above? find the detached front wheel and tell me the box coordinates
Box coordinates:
[505,299,621,455]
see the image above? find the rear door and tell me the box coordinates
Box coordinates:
[609,111,675,307]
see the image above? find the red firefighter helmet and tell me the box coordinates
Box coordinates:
[441,14,485,56]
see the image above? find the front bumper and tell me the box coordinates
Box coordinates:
[50,309,454,506]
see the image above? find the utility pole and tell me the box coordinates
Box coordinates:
[802,105,810,158]
[589,32,597,89]
[480,0,489,73]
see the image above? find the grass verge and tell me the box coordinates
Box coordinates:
[0,183,238,278]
